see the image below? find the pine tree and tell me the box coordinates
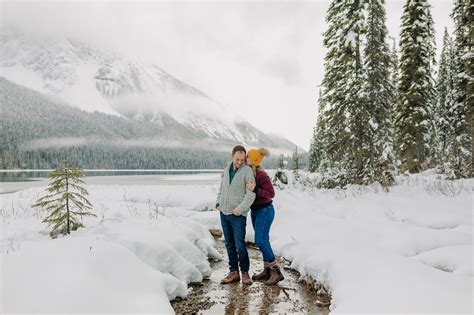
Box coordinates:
[309,126,322,172]
[389,37,400,168]
[277,154,286,170]
[395,0,437,173]
[468,1,474,178]
[435,28,456,170]
[32,157,96,238]
[313,0,367,182]
[447,0,472,178]
[362,0,395,185]
[309,90,326,172]
[292,147,301,176]
[425,3,439,167]
[390,37,400,100]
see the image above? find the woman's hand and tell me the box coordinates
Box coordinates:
[220,171,224,178]
[231,208,240,216]
[246,181,256,191]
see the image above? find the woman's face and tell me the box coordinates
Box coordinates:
[246,155,252,166]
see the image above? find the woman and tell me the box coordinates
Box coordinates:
[245,148,284,285]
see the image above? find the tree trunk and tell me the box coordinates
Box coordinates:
[66,175,70,234]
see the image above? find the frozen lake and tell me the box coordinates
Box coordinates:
[0,170,222,194]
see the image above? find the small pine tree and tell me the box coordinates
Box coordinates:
[292,147,301,177]
[309,90,328,173]
[273,154,289,186]
[33,157,96,238]
[277,154,286,170]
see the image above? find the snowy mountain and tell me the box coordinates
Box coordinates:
[0,29,298,153]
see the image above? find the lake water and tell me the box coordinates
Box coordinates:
[0,170,222,194]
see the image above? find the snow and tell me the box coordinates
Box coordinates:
[345,31,356,47]
[2,235,185,313]
[263,172,473,313]
[0,65,46,93]
[1,183,221,313]
[59,61,120,115]
[1,171,472,313]
[414,245,473,277]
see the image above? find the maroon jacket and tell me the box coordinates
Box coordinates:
[251,170,275,211]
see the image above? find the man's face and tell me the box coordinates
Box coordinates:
[232,151,246,169]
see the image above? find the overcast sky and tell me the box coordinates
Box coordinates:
[1,0,454,150]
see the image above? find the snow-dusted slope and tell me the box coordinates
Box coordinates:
[0,29,298,151]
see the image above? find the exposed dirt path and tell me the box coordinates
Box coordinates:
[172,239,330,314]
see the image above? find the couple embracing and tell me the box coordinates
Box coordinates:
[215,145,283,286]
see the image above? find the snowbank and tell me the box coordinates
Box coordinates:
[0,184,221,313]
[267,171,473,313]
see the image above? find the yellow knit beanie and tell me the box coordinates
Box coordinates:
[247,148,270,167]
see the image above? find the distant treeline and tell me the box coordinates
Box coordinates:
[0,77,292,170]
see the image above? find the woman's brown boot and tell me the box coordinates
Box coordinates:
[263,266,284,285]
[252,267,271,281]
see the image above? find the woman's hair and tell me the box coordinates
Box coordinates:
[250,164,262,177]
[250,148,270,176]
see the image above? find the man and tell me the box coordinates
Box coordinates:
[216,145,256,285]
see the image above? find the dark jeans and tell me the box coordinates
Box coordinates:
[251,204,276,264]
[220,212,250,272]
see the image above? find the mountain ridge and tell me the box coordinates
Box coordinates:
[0,29,301,152]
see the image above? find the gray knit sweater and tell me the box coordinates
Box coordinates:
[216,162,256,217]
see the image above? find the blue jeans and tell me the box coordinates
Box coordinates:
[251,204,276,264]
[220,212,250,272]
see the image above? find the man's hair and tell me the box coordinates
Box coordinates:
[232,145,246,156]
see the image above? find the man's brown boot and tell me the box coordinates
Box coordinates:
[220,271,240,284]
[241,271,252,285]
[252,267,271,281]
[263,266,284,285]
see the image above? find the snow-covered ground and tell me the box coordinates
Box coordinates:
[1,171,472,313]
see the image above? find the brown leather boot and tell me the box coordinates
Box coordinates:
[241,272,252,285]
[252,267,271,281]
[263,266,284,285]
[220,271,240,284]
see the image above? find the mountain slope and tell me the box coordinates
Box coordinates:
[0,29,299,152]
[0,77,289,169]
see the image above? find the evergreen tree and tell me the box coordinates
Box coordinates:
[309,90,326,172]
[362,0,395,185]
[277,154,287,170]
[313,0,367,182]
[309,126,320,172]
[32,157,96,237]
[435,28,456,170]
[447,0,472,178]
[389,37,400,99]
[468,1,474,178]
[292,147,301,175]
[389,37,400,168]
[395,0,436,173]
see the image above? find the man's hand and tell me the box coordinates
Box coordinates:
[231,208,240,216]
[216,207,222,212]
[246,181,256,191]
[220,171,224,178]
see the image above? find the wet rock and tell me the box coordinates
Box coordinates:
[208,229,222,238]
